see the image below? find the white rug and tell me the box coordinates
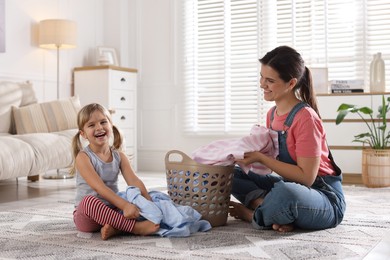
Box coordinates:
[0,186,389,260]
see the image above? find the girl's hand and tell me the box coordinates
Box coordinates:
[123,203,140,219]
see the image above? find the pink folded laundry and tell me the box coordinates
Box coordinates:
[191,125,279,175]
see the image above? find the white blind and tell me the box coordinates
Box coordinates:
[183,0,390,135]
[183,0,264,134]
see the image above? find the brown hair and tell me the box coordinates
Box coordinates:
[69,103,123,175]
[259,46,320,117]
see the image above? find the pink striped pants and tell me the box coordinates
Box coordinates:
[73,195,136,233]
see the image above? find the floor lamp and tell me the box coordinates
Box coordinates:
[39,19,77,179]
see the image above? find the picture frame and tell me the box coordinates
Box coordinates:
[96,46,119,66]
[310,67,329,94]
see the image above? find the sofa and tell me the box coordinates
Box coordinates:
[0,81,80,181]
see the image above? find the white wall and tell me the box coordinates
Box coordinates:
[135,0,230,172]
[0,0,127,101]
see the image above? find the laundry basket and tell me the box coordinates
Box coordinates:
[165,150,235,227]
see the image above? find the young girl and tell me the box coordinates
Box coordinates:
[229,46,346,232]
[71,103,159,240]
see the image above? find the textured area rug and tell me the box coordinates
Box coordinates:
[0,186,389,260]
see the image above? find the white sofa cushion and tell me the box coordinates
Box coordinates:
[0,136,36,180]
[19,81,38,106]
[12,130,78,174]
[0,82,23,133]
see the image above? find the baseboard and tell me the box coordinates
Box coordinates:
[342,173,363,185]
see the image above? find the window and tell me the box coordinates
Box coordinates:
[182,0,390,135]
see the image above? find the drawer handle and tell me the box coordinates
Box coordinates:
[121,116,126,120]
[120,78,126,82]
[108,109,116,114]
[120,97,126,101]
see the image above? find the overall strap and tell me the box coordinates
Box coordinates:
[284,102,309,127]
[270,102,308,130]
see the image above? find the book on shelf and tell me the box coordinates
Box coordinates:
[330,80,364,90]
[331,88,364,93]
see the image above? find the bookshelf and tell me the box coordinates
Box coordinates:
[317,92,390,185]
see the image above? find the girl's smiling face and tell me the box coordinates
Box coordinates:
[80,110,112,146]
[260,65,297,102]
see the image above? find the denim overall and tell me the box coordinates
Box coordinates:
[231,102,346,230]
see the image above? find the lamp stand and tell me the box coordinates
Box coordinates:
[43,46,74,180]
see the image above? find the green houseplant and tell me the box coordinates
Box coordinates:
[336,95,390,187]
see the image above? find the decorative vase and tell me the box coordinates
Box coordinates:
[369,52,386,93]
[362,148,390,187]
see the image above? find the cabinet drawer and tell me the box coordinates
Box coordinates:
[112,110,134,129]
[111,90,135,109]
[111,71,136,90]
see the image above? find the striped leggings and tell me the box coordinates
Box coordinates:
[73,195,136,233]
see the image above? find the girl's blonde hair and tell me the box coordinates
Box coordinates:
[70,103,123,176]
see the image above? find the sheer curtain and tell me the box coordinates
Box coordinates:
[182,0,390,135]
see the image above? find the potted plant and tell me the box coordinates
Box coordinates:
[336,95,390,187]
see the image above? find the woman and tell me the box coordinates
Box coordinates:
[229,46,346,232]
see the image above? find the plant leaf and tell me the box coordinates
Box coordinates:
[357,107,373,115]
[354,133,372,139]
[336,110,350,125]
[337,103,355,111]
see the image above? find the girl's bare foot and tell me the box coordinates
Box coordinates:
[229,201,253,222]
[132,220,160,236]
[272,223,294,232]
[101,224,122,240]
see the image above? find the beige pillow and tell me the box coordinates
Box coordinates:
[12,104,49,134]
[40,96,81,132]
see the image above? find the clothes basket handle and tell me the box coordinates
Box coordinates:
[165,150,195,165]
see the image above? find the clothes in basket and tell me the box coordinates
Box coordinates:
[191,124,278,175]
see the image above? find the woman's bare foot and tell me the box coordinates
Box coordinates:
[132,220,160,236]
[101,224,122,240]
[249,197,264,210]
[272,223,294,232]
[229,201,253,222]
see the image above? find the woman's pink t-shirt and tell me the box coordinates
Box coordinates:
[266,106,336,176]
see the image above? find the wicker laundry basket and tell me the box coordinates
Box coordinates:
[165,150,235,227]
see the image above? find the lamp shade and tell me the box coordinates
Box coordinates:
[39,19,77,49]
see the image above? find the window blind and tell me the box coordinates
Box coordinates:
[183,0,390,135]
[183,0,264,134]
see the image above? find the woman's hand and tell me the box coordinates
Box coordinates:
[122,202,140,219]
[235,151,262,165]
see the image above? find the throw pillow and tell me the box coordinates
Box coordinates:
[0,81,23,134]
[40,96,81,132]
[20,81,38,106]
[12,104,49,134]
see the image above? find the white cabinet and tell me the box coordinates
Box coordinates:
[74,65,138,170]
